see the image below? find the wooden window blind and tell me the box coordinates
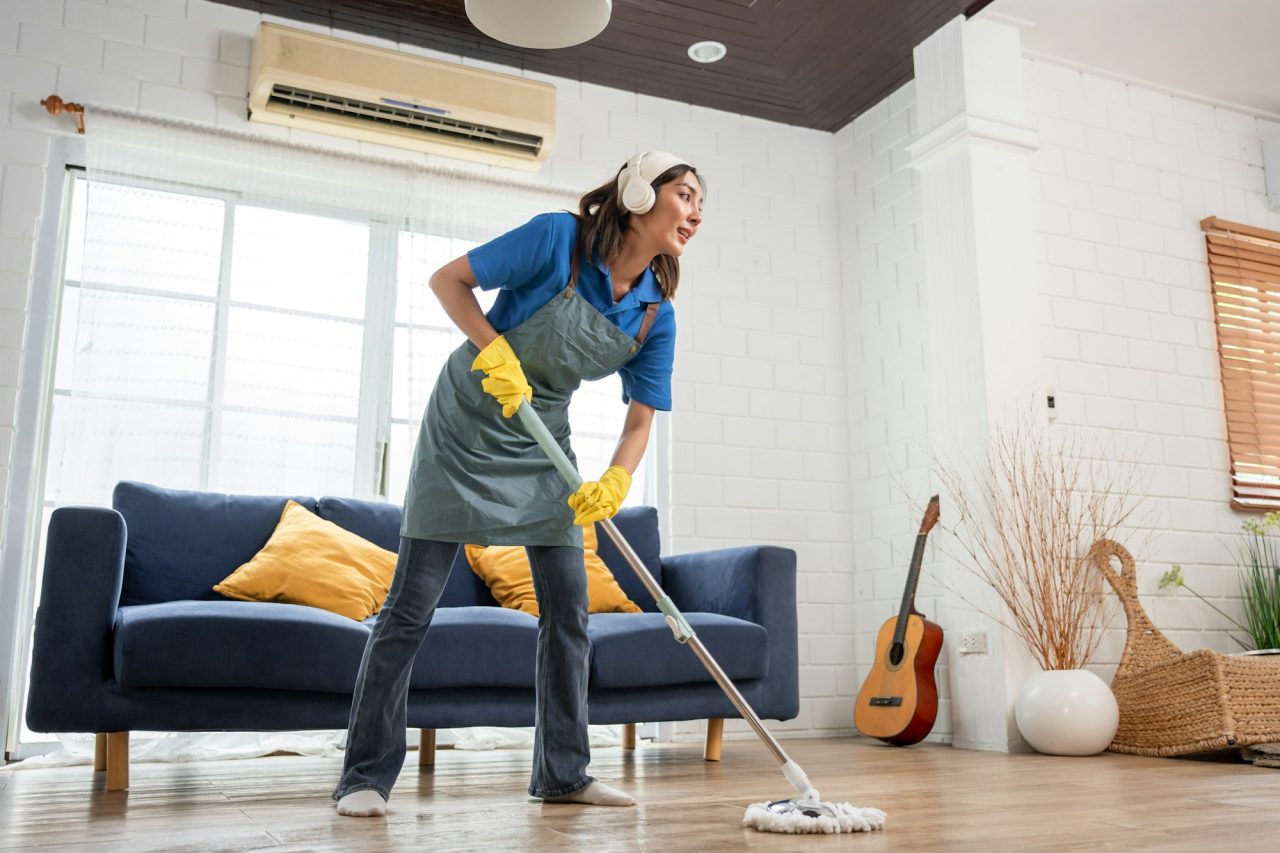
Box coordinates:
[1201,216,1280,511]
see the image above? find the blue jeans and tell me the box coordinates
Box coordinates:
[333,536,594,802]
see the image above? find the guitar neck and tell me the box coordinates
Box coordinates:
[891,496,939,647]
[891,532,929,644]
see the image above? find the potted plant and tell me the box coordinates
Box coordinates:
[1157,564,1251,650]
[935,415,1145,755]
[1237,513,1280,652]
[1160,513,1280,653]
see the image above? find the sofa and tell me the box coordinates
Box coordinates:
[26,481,798,791]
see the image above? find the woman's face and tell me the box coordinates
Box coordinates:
[635,173,703,257]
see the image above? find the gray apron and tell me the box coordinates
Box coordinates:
[401,274,660,547]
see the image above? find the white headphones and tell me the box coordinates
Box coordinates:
[617,150,690,215]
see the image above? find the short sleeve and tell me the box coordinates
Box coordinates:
[467,213,560,292]
[618,304,675,411]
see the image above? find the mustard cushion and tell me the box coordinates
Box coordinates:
[214,500,397,621]
[465,524,643,617]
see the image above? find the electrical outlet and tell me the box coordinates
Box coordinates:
[958,630,988,654]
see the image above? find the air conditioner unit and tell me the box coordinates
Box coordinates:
[248,23,555,170]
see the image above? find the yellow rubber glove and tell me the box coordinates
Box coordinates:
[470,335,532,418]
[568,466,632,526]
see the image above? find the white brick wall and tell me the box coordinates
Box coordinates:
[1025,57,1280,663]
[839,57,1279,748]
[834,82,950,737]
[0,0,849,739]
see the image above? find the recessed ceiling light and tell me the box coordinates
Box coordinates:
[687,40,727,64]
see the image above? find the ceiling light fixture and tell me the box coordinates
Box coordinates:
[465,0,612,50]
[687,40,727,64]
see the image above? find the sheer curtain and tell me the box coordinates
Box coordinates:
[17,107,639,766]
[52,107,568,505]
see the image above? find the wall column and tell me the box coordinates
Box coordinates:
[908,15,1042,751]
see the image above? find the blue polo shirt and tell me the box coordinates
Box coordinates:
[467,211,676,411]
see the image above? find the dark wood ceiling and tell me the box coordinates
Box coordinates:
[213,1,975,132]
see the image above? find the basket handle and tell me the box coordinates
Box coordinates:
[1089,538,1136,597]
[1088,538,1183,673]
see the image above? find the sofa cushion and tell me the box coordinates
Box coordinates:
[114,601,539,692]
[113,600,370,693]
[596,507,662,612]
[465,523,642,617]
[113,481,316,606]
[214,501,397,621]
[407,607,537,689]
[586,612,768,688]
[316,496,493,609]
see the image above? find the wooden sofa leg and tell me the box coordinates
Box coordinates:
[419,729,436,767]
[94,733,107,771]
[106,731,129,791]
[704,718,723,762]
[622,723,636,750]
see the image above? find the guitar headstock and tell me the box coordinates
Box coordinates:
[919,495,940,534]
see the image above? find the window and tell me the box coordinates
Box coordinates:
[49,172,644,504]
[1201,216,1280,511]
[18,171,650,751]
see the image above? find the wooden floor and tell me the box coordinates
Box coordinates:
[2,737,1279,851]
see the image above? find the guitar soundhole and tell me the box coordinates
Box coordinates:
[888,642,905,666]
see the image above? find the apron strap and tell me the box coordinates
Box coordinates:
[567,249,657,346]
[635,302,659,345]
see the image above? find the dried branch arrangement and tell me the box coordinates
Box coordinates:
[935,417,1146,670]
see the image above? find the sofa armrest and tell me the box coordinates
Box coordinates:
[661,545,799,719]
[661,545,795,625]
[25,506,127,732]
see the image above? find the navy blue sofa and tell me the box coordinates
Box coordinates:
[26,481,798,790]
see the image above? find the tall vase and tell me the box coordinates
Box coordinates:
[1014,669,1119,756]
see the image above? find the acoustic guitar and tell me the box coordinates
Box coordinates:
[853,495,943,746]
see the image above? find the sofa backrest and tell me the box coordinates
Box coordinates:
[601,506,663,612]
[316,496,490,608]
[318,497,665,611]
[113,481,317,606]
[112,482,664,610]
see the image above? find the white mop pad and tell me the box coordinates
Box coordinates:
[743,799,887,834]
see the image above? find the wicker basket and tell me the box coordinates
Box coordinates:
[1089,539,1280,757]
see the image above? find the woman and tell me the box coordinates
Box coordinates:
[334,151,704,816]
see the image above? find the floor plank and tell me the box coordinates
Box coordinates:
[2,737,1279,851]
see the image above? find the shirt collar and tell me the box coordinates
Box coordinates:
[590,253,663,304]
[632,267,663,302]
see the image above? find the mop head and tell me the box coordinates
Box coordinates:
[743,798,887,834]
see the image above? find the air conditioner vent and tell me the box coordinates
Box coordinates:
[248,23,555,170]
[268,85,544,157]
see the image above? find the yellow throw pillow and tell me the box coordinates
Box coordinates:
[465,524,643,617]
[214,500,397,621]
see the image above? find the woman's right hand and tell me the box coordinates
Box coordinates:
[470,335,532,418]
[568,466,632,525]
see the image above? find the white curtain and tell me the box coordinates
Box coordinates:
[21,107,631,765]
[50,107,574,505]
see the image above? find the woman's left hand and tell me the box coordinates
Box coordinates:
[568,466,632,525]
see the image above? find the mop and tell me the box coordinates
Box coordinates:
[515,403,886,834]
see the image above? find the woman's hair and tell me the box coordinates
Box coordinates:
[573,162,703,301]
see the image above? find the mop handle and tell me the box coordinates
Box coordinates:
[513,402,803,779]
